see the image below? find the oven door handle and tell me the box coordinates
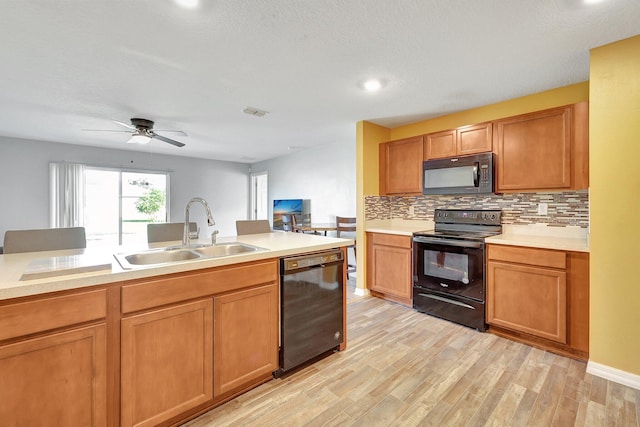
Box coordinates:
[412,236,483,249]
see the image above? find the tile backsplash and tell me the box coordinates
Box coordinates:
[365,190,589,228]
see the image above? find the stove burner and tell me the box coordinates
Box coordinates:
[414,209,503,242]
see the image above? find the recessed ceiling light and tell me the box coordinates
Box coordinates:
[363,79,382,92]
[174,0,199,9]
[583,0,606,4]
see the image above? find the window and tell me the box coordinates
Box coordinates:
[84,168,169,247]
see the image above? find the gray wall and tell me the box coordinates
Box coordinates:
[0,137,249,240]
[251,140,356,234]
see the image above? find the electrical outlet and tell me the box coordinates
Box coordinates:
[408,206,415,215]
[537,203,548,215]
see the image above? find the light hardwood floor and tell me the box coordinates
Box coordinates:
[185,283,640,426]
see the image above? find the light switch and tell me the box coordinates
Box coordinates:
[537,203,548,215]
[408,206,415,215]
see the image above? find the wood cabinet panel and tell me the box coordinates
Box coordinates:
[425,129,456,159]
[487,261,567,343]
[121,299,213,427]
[457,122,493,155]
[494,105,586,192]
[368,232,413,249]
[379,136,423,194]
[214,283,279,396]
[121,260,278,314]
[487,245,566,269]
[567,251,589,353]
[424,123,492,160]
[366,233,412,305]
[0,324,107,426]
[486,244,589,360]
[0,289,106,341]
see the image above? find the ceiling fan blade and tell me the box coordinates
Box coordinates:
[81,129,133,133]
[112,120,136,130]
[153,129,188,136]
[152,132,185,147]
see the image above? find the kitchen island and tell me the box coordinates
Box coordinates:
[0,231,353,427]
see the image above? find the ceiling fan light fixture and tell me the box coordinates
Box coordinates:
[127,133,151,145]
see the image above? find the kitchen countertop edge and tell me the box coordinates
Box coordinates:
[0,232,354,301]
[365,220,590,253]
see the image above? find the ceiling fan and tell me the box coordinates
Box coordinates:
[83,118,186,147]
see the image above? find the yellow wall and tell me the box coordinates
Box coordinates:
[359,121,391,196]
[589,35,640,376]
[390,82,589,140]
[355,121,390,291]
[359,81,589,198]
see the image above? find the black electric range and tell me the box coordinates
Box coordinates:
[412,209,502,331]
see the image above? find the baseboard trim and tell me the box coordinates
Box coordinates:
[587,361,640,390]
[353,287,370,297]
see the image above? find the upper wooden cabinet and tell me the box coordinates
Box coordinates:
[425,122,493,160]
[379,136,423,195]
[494,102,589,192]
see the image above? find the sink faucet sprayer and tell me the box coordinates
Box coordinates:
[183,197,216,247]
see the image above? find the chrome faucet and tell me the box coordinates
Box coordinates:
[182,197,215,247]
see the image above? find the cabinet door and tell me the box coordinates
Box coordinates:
[213,283,278,396]
[367,234,413,304]
[487,261,567,343]
[424,129,456,159]
[495,106,572,192]
[0,325,107,427]
[457,122,492,155]
[380,136,424,194]
[121,299,213,427]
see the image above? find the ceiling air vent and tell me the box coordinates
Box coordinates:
[243,107,269,117]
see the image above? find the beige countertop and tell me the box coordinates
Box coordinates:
[0,232,353,301]
[486,224,589,253]
[365,220,589,253]
[365,219,434,236]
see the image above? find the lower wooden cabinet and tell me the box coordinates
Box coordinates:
[486,244,589,359]
[121,299,213,427]
[213,283,279,396]
[0,324,107,426]
[367,232,413,306]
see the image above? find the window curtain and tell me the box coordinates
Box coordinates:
[50,162,86,228]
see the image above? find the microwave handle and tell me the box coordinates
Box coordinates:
[473,162,479,187]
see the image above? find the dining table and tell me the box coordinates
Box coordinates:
[293,222,337,236]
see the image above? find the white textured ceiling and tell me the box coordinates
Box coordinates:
[0,0,639,163]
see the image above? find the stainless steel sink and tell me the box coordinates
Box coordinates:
[122,249,201,266]
[114,242,265,269]
[192,242,261,257]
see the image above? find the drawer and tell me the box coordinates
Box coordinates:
[487,245,566,269]
[0,289,107,341]
[367,232,412,248]
[122,259,278,314]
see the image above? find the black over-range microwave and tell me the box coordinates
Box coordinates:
[422,152,494,195]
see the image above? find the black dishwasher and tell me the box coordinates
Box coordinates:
[278,249,344,375]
